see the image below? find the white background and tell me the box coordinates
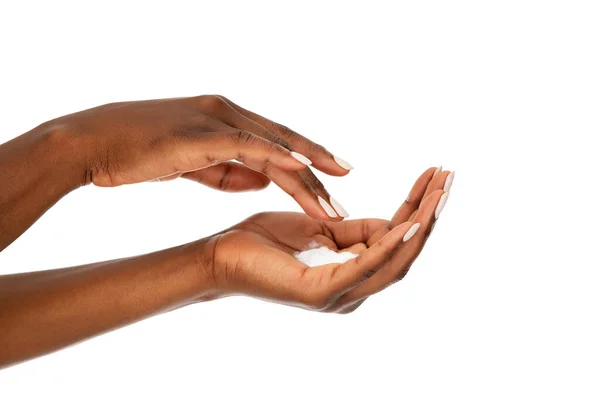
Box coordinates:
[1,1,599,398]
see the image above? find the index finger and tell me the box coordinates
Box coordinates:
[217,96,352,176]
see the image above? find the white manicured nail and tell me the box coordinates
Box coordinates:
[334,155,354,170]
[444,171,455,192]
[329,197,349,218]
[403,223,420,242]
[435,192,449,219]
[318,196,338,218]
[433,165,442,176]
[291,151,312,166]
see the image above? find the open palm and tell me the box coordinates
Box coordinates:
[205,167,453,313]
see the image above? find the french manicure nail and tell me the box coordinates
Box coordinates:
[318,196,338,218]
[435,192,449,219]
[444,171,455,192]
[433,165,442,176]
[403,223,420,242]
[291,151,312,166]
[329,197,349,218]
[334,155,354,170]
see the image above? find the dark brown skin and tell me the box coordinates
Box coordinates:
[0,96,452,368]
[0,95,351,250]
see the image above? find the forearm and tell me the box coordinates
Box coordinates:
[0,240,215,368]
[0,123,87,251]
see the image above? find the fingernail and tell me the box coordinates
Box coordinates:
[329,197,349,218]
[403,223,420,242]
[435,192,449,219]
[291,151,312,166]
[334,155,354,170]
[318,196,338,218]
[433,165,442,176]
[444,171,455,192]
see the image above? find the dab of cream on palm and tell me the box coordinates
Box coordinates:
[294,241,358,267]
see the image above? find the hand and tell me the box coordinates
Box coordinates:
[50,95,352,220]
[199,167,453,313]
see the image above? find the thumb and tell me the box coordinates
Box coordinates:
[182,162,270,192]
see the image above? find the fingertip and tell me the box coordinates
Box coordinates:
[426,166,441,178]
[403,222,420,242]
[435,191,450,219]
[328,154,354,176]
[423,170,451,197]
[423,189,446,204]
[382,221,414,246]
[296,196,339,222]
[406,166,440,203]
[443,171,455,192]
[329,197,349,218]
[333,155,354,171]
[301,197,345,222]
[311,207,339,222]
[318,196,341,220]
[290,151,312,166]
[275,151,316,172]
[414,189,446,221]
[307,155,353,177]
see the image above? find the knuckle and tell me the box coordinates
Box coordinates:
[215,94,230,103]
[275,123,296,138]
[364,268,378,279]
[272,136,292,151]
[274,123,329,155]
[364,220,378,242]
[302,171,326,191]
[218,163,233,191]
[373,239,385,251]
[311,178,326,192]
[298,175,313,192]
[197,94,226,111]
[233,130,256,145]
[269,141,289,156]
[309,141,328,155]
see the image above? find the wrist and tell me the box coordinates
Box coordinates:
[179,236,223,302]
[26,121,91,190]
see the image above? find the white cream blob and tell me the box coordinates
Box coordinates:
[294,241,358,267]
